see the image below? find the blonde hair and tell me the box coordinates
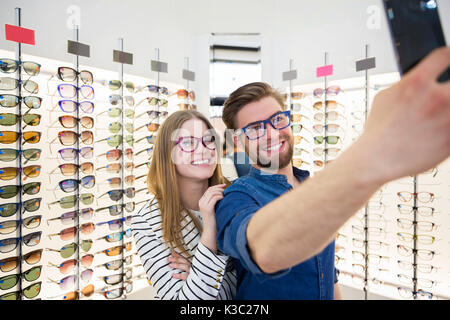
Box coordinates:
[146,110,231,257]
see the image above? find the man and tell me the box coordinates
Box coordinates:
[215,47,450,299]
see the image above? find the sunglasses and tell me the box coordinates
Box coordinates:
[0,77,38,94]
[292,159,311,167]
[96,216,132,231]
[0,94,41,109]
[52,67,93,84]
[282,92,305,100]
[95,200,146,216]
[55,83,94,100]
[48,255,94,275]
[397,191,435,203]
[55,100,95,113]
[0,198,41,218]
[95,242,132,257]
[397,204,435,217]
[0,249,43,272]
[136,97,168,108]
[313,86,343,98]
[57,175,96,193]
[136,110,168,120]
[312,124,342,134]
[0,182,41,199]
[313,111,347,122]
[100,175,146,188]
[96,228,132,243]
[47,193,95,209]
[141,84,168,95]
[58,284,95,300]
[0,266,42,291]
[313,136,341,145]
[48,222,96,241]
[313,100,344,111]
[50,130,93,148]
[46,240,93,259]
[0,58,40,76]
[94,256,133,271]
[0,131,41,145]
[313,147,341,157]
[135,147,153,158]
[107,80,135,92]
[0,281,41,300]
[177,103,197,110]
[0,113,41,127]
[58,147,93,161]
[0,165,41,181]
[46,208,94,226]
[98,122,134,134]
[135,134,156,145]
[0,231,42,253]
[0,215,42,235]
[97,107,135,119]
[97,269,132,286]
[173,89,195,100]
[293,147,309,157]
[97,148,133,162]
[108,94,135,106]
[96,163,128,174]
[48,271,93,291]
[135,123,160,133]
[98,188,146,202]
[49,162,94,178]
[96,134,134,148]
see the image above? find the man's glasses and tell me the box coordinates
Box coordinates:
[175,135,217,153]
[0,58,41,76]
[237,111,291,141]
[0,77,38,94]
[0,94,41,109]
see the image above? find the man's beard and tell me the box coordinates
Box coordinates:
[246,134,294,170]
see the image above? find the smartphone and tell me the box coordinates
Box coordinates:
[383,0,449,82]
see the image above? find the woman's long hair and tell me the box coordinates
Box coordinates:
[147,110,231,258]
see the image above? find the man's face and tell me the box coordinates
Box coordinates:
[235,96,294,170]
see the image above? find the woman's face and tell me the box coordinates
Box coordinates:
[172,118,217,181]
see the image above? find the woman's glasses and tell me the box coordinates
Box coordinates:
[0,58,41,76]
[0,94,41,109]
[0,131,41,145]
[175,135,217,153]
[0,77,38,94]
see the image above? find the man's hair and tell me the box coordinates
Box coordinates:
[222,82,285,130]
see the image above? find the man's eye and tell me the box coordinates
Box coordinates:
[248,123,264,131]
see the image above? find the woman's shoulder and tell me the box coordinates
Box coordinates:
[134,194,161,222]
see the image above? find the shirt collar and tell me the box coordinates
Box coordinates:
[248,165,310,183]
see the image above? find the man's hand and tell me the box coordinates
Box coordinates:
[359,47,450,184]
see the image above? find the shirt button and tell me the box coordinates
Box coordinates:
[218,269,223,273]
[213,284,219,289]
[321,273,324,279]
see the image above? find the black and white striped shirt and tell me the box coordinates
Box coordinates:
[131,196,237,300]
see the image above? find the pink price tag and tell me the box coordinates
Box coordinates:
[5,24,35,45]
[316,65,333,78]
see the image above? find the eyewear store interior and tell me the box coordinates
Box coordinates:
[0,0,449,301]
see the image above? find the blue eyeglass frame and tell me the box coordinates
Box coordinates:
[239,110,291,140]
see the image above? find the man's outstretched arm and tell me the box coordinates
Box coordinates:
[247,47,450,274]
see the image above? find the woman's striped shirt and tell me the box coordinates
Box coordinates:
[131,196,237,300]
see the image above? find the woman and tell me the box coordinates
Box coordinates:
[131,110,237,300]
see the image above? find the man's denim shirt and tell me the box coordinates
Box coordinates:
[216,166,338,300]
